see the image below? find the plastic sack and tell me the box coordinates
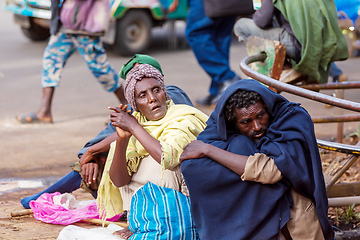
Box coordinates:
[57,223,123,240]
[30,192,120,225]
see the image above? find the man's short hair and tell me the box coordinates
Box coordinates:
[224,89,264,123]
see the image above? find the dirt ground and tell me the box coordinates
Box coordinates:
[0,188,95,240]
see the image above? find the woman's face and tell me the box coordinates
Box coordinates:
[134,77,167,121]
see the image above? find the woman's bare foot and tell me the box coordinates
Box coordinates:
[113,227,133,239]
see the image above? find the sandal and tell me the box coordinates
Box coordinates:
[16,112,53,124]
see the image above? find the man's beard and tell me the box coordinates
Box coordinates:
[249,128,267,143]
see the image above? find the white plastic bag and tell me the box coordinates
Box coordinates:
[57,223,124,240]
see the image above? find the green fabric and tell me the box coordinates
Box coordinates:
[273,0,349,83]
[119,54,164,79]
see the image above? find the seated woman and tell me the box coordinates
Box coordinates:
[91,63,208,239]
[20,54,197,209]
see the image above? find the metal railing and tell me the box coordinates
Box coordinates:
[240,53,360,113]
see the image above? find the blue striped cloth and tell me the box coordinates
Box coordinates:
[128,182,199,240]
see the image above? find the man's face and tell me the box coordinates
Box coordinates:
[234,101,269,143]
[134,77,167,121]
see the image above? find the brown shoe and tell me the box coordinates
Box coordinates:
[338,73,348,83]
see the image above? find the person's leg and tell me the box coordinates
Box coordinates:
[73,35,127,105]
[21,171,82,209]
[325,62,347,108]
[234,18,298,60]
[208,17,240,96]
[185,0,237,103]
[16,32,75,123]
[329,62,345,82]
[36,87,55,122]
[233,18,276,42]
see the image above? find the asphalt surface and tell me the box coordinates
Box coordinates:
[1,0,360,182]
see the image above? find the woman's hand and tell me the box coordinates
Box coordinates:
[109,104,137,135]
[116,126,132,139]
[180,140,209,163]
[110,104,163,164]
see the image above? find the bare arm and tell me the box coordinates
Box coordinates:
[180,140,249,175]
[109,134,132,187]
[80,132,118,167]
[128,124,162,163]
[80,132,118,184]
[108,104,163,187]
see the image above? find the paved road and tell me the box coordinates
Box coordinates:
[1,0,360,180]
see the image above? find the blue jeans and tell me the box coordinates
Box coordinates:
[185,0,237,96]
[329,62,343,82]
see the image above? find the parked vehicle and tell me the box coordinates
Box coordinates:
[4,0,188,55]
[335,0,360,24]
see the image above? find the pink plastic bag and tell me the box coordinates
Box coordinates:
[29,192,119,225]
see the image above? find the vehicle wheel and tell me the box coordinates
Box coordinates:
[114,10,153,56]
[21,17,50,41]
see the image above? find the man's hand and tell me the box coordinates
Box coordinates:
[81,162,99,185]
[80,148,96,167]
[180,140,208,163]
[181,140,248,175]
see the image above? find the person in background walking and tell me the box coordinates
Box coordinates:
[16,0,126,124]
[185,0,241,107]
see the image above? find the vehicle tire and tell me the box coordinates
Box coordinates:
[21,17,50,41]
[113,10,153,56]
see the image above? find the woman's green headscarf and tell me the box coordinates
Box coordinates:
[119,54,164,79]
